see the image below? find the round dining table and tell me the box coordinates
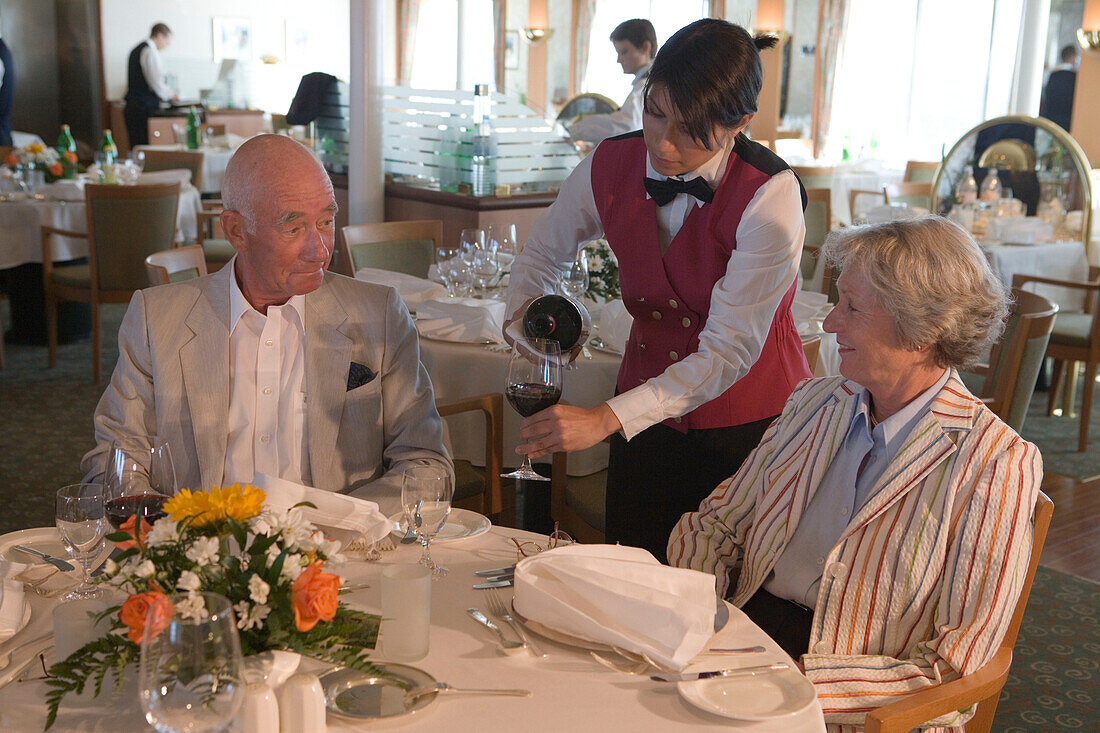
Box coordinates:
[0,524,827,732]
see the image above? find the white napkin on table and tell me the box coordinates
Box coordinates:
[138,169,192,185]
[416,297,506,344]
[513,544,717,671]
[596,299,632,354]
[354,267,447,313]
[252,473,392,551]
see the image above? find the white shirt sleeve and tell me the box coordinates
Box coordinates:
[568,74,647,144]
[606,170,806,438]
[140,42,173,101]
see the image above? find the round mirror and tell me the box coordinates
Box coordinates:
[931,114,1093,257]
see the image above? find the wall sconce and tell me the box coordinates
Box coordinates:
[1078,28,1100,54]
[522,27,552,44]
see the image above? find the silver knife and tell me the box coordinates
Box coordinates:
[13,545,75,572]
[650,663,789,682]
[473,579,513,589]
[474,565,515,577]
[466,609,524,652]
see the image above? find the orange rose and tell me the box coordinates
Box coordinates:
[120,591,173,644]
[64,151,78,163]
[114,513,151,550]
[291,561,340,632]
[48,162,62,177]
[5,153,16,166]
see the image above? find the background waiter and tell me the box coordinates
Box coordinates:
[505,19,810,560]
[124,23,177,147]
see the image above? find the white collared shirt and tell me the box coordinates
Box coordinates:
[224,260,311,486]
[568,63,652,144]
[140,39,173,101]
[505,137,804,439]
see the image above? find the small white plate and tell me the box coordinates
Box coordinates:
[0,527,70,566]
[388,508,491,544]
[678,665,817,720]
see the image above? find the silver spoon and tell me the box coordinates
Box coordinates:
[405,681,531,705]
[13,545,75,572]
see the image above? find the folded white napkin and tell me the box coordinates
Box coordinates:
[354,267,447,313]
[416,297,507,344]
[44,178,85,201]
[596,299,633,354]
[138,169,192,185]
[0,560,29,643]
[252,473,391,550]
[513,544,717,670]
[792,290,830,336]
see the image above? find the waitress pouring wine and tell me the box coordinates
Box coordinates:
[504,19,810,560]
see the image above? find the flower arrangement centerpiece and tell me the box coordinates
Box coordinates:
[584,239,620,302]
[44,484,382,729]
[5,143,66,180]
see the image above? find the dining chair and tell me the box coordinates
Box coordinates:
[42,181,181,383]
[801,188,833,297]
[883,182,933,209]
[801,335,822,375]
[200,123,226,137]
[863,490,1053,733]
[790,165,838,190]
[550,452,607,544]
[194,199,235,273]
[1012,268,1100,451]
[849,188,886,222]
[139,149,205,192]
[144,244,209,286]
[340,220,442,279]
[963,289,1057,432]
[436,392,505,517]
[903,160,939,184]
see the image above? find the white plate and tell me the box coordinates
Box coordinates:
[388,508,491,544]
[678,665,817,720]
[0,527,70,566]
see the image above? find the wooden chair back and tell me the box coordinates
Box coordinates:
[864,491,1053,733]
[139,149,205,192]
[801,335,822,375]
[883,182,932,209]
[849,188,886,221]
[85,182,181,293]
[436,393,504,516]
[340,220,442,278]
[145,244,209,286]
[903,160,939,184]
[801,188,833,294]
[791,165,838,190]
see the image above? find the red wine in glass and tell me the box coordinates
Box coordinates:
[502,337,563,482]
[506,383,562,417]
[105,494,168,530]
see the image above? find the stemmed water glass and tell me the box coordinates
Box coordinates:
[102,439,178,534]
[436,246,473,297]
[139,591,244,733]
[55,483,107,600]
[401,467,454,579]
[501,338,563,482]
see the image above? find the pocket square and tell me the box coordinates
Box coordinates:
[347,361,376,391]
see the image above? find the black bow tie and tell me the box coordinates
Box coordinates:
[643,176,715,206]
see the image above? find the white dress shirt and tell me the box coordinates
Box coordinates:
[568,64,651,144]
[140,39,173,101]
[224,262,311,486]
[505,135,805,439]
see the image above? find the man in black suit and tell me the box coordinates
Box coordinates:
[124,23,177,147]
[0,31,14,147]
[1039,44,1079,133]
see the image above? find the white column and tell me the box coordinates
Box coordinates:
[456,0,468,91]
[1012,0,1050,116]
[349,0,385,224]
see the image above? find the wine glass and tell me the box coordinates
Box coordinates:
[401,467,454,579]
[140,591,244,733]
[459,228,485,269]
[103,440,178,534]
[55,483,107,600]
[559,249,589,300]
[471,239,500,297]
[501,338,563,482]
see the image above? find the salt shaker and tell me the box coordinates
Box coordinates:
[278,672,326,733]
[239,681,279,733]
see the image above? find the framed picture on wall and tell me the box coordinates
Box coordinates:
[504,30,520,70]
[286,21,314,65]
[212,17,252,62]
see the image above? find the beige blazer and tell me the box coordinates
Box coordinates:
[82,264,451,513]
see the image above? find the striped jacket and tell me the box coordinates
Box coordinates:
[668,373,1042,732]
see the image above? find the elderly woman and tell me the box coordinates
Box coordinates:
[668,216,1042,732]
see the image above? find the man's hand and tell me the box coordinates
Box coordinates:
[516,403,622,459]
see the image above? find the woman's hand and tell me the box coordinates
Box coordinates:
[516,403,622,459]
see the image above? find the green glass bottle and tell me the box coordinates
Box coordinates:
[98,130,118,184]
[57,124,77,179]
[186,107,201,150]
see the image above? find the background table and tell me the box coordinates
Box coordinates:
[981,239,1089,310]
[136,143,234,195]
[0,526,827,732]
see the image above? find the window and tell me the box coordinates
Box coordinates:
[581,1,711,104]
[410,0,495,91]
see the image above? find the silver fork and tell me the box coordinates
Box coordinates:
[486,589,546,658]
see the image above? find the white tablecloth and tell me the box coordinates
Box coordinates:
[788,160,903,225]
[136,144,235,195]
[981,240,1089,311]
[0,526,827,732]
[0,187,201,270]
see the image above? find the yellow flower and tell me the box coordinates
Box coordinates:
[164,484,266,527]
[26,143,44,154]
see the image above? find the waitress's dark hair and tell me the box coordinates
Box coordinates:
[643,19,777,150]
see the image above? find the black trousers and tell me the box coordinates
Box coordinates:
[124,104,151,147]
[605,416,775,562]
[740,588,814,659]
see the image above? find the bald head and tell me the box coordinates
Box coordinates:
[222,134,333,230]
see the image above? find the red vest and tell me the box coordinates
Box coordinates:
[590,132,810,432]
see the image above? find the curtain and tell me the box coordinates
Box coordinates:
[810,0,849,159]
[396,0,421,86]
[571,0,598,95]
[494,0,506,91]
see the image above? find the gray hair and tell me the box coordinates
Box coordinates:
[821,216,1009,369]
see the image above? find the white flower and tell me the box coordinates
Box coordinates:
[248,574,270,605]
[233,601,271,631]
[185,536,220,567]
[135,559,156,579]
[280,554,305,581]
[176,592,207,622]
[270,508,316,551]
[318,536,345,565]
[177,570,201,591]
[103,558,118,576]
[145,519,180,547]
[250,512,274,537]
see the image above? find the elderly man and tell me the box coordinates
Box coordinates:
[82,134,451,512]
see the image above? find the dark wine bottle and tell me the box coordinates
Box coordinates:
[522,295,592,351]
